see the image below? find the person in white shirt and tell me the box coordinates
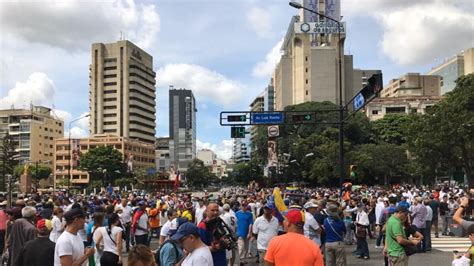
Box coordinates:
[424,198,433,251]
[220,204,237,265]
[95,213,123,265]
[54,208,95,266]
[355,203,370,260]
[252,204,279,264]
[171,222,213,266]
[303,201,322,246]
[50,207,65,243]
[195,199,207,225]
[159,209,178,245]
[115,199,132,251]
[133,201,149,246]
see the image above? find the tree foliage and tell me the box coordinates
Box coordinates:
[13,164,52,180]
[78,146,125,185]
[406,74,474,186]
[185,159,218,188]
[229,160,264,186]
[0,135,18,190]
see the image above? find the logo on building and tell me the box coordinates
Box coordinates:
[131,49,142,61]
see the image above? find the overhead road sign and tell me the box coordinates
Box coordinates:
[353,93,365,111]
[251,112,285,125]
[220,112,249,126]
[227,115,246,122]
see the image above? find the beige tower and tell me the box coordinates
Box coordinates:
[89,40,156,144]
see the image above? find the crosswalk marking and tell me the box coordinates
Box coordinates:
[431,235,471,252]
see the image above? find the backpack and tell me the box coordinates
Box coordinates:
[155,240,180,266]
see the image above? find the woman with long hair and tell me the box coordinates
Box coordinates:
[88,211,105,266]
[96,213,123,266]
[49,207,64,243]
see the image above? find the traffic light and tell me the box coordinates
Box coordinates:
[227,115,246,122]
[292,114,313,124]
[350,165,357,179]
[231,127,246,138]
[361,73,383,100]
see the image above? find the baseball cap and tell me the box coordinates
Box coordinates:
[138,200,146,206]
[171,222,199,241]
[303,201,318,209]
[64,208,86,222]
[284,209,305,227]
[395,205,410,213]
[37,219,53,232]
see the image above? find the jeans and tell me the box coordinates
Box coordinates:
[355,236,369,258]
[424,221,432,250]
[441,215,452,235]
[100,251,120,266]
[376,231,384,247]
[257,249,266,265]
[123,223,131,251]
[416,227,426,252]
[325,241,347,266]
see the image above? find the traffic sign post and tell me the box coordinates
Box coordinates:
[267,125,280,138]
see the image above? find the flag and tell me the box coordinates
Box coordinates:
[174,171,180,190]
[266,187,288,222]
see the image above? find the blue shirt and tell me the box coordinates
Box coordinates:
[159,240,183,266]
[235,210,253,238]
[398,201,410,209]
[324,217,346,243]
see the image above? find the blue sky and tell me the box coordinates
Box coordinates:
[0,0,473,160]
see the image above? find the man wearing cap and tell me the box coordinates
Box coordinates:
[235,200,253,261]
[324,204,346,266]
[304,201,322,247]
[55,207,95,266]
[264,209,324,266]
[158,217,186,266]
[198,202,227,266]
[410,196,427,252]
[220,203,237,265]
[172,222,213,266]
[252,203,278,264]
[18,219,55,266]
[10,206,37,266]
[385,206,420,266]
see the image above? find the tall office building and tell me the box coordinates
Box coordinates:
[249,94,265,156]
[427,47,474,94]
[264,81,275,112]
[232,138,251,164]
[169,88,197,171]
[89,40,156,144]
[0,105,63,165]
[273,1,381,110]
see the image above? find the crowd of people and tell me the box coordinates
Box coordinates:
[0,182,471,266]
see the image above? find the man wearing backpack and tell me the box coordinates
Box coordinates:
[157,217,186,266]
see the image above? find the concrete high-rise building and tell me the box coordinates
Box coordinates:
[89,40,156,144]
[0,105,63,165]
[155,137,171,172]
[381,73,441,98]
[169,88,197,171]
[365,96,443,121]
[264,81,275,112]
[273,1,381,111]
[427,47,474,94]
[197,149,216,166]
[232,137,250,164]
[249,94,265,156]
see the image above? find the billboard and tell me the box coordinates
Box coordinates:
[267,140,278,168]
[325,0,341,22]
[303,0,318,22]
[71,139,81,167]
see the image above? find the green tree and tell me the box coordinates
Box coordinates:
[372,114,412,145]
[230,159,264,185]
[78,146,125,186]
[407,74,474,186]
[185,159,216,188]
[0,135,18,191]
[13,164,52,180]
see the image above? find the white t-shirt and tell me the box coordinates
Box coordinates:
[160,220,172,237]
[252,216,279,250]
[116,204,133,224]
[135,212,149,236]
[54,231,85,266]
[195,206,206,225]
[49,215,63,243]
[304,212,321,245]
[97,226,123,255]
[182,245,213,266]
[159,211,168,227]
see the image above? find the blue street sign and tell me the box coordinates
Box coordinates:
[353,93,365,111]
[251,113,285,124]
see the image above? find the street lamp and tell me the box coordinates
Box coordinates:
[68,114,90,188]
[289,1,345,193]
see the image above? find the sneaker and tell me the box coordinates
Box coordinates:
[375,245,382,249]
[364,256,370,260]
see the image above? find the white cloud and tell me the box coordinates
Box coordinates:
[0,0,160,51]
[0,72,55,109]
[69,126,89,138]
[342,0,474,66]
[197,139,234,160]
[252,38,284,78]
[246,6,272,38]
[156,64,244,107]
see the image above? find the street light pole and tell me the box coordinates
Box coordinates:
[67,114,90,189]
[289,2,345,192]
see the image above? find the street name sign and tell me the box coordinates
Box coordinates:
[251,113,284,125]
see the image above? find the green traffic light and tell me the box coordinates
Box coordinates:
[304,114,311,120]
